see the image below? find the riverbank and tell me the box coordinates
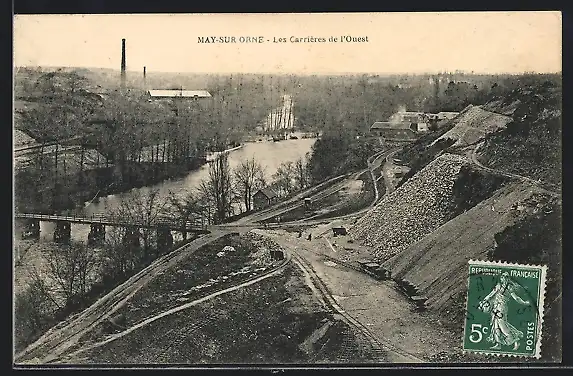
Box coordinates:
[14,157,208,214]
[242,131,318,143]
[205,145,243,162]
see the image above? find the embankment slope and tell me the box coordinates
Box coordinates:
[348,153,471,261]
[382,182,539,318]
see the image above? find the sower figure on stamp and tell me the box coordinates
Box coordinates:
[478,272,531,350]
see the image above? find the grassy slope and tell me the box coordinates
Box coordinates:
[66,263,377,364]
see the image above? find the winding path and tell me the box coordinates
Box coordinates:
[53,253,292,364]
[471,142,560,198]
[14,145,409,365]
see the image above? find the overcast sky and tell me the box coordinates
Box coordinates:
[14,12,562,75]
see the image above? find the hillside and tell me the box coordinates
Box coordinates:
[348,153,471,261]
[477,81,562,189]
[431,105,512,148]
[381,183,561,361]
[393,75,561,192]
[350,76,562,362]
[383,182,539,315]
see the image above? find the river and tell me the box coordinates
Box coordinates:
[36,136,315,244]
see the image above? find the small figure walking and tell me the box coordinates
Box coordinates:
[307,233,312,241]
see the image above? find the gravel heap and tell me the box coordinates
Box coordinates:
[242,231,284,252]
[242,231,285,266]
[431,105,512,148]
[349,153,470,262]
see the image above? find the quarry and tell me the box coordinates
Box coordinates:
[13,19,562,366]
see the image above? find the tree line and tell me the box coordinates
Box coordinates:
[14,70,285,213]
[14,152,313,351]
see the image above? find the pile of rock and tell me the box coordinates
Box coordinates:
[349,153,470,262]
[243,232,283,251]
[242,232,285,264]
[431,106,512,148]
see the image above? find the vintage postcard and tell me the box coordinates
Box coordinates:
[13,12,562,366]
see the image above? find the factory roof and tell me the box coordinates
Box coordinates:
[374,128,418,141]
[371,121,413,130]
[147,89,212,98]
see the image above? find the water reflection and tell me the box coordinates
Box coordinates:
[83,137,315,216]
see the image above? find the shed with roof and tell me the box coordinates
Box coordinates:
[253,187,279,211]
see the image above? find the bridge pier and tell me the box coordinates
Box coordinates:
[122,227,141,249]
[53,221,71,243]
[21,219,40,239]
[156,228,173,250]
[88,224,106,246]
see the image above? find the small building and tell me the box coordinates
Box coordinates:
[253,187,279,211]
[396,111,425,123]
[146,89,213,113]
[387,111,430,133]
[370,122,418,141]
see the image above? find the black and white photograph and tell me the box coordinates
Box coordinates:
[12,12,563,366]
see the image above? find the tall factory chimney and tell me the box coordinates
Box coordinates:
[143,66,147,91]
[121,38,126,91]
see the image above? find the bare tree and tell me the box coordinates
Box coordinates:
[272,161,296,197]
[43,241,99,309]
[112,189,168,260]
[164,190,202,239]
[27,266,63,310]
[234,157,267,212]
[293,156,310,191]
[100,226,139,281]
[14,275,59,351]
[198,154,233,224]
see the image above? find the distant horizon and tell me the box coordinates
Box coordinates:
[14,65,563,77]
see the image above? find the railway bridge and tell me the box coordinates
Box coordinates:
[14,212,209,247]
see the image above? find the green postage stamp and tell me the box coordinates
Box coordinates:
[463,260,547,358]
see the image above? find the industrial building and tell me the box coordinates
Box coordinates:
[370,122,418,142]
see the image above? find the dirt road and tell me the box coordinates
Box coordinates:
[15,230,230,364]
[471,142,560,198]
[53,252,293,364]
[261,228,460,362]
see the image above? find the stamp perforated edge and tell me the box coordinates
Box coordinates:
[461,259,548,360]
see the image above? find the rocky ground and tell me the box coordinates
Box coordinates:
[349,153,471,262]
